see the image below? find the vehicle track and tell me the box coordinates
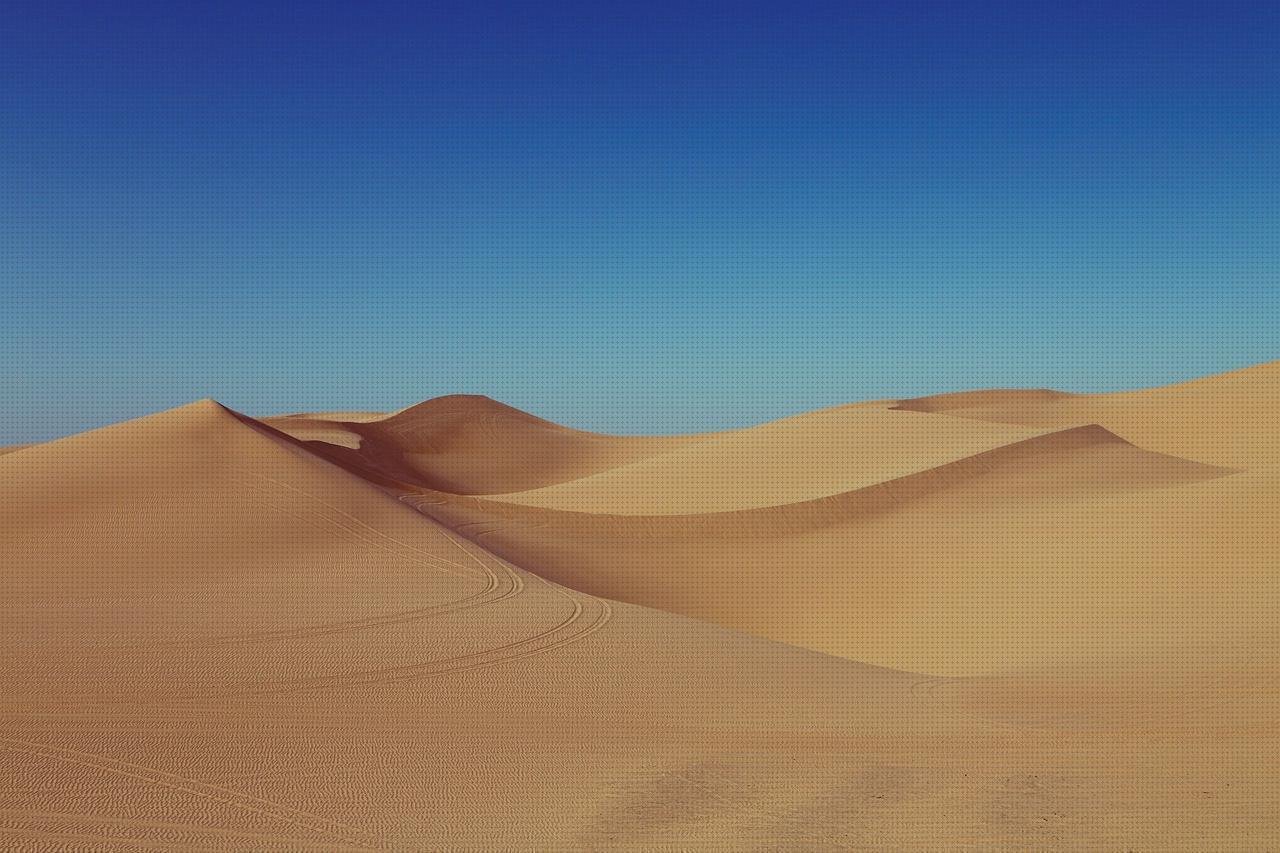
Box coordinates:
[143,475,507,649]
[176,523,610,700]
[228,473,484,580]
[183,588,608,700]
[0,737,381,851]
[146,477,613,703]
[0,810,359,851]
[168,491,523,648]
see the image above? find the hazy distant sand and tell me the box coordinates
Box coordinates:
[3,364,1279,848]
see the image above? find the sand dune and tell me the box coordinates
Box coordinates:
[404,424,1248,674]
[491,403,1048,514]
[896,359,1280,468]
[269,394,691,495]
[3,363,1279,848]
[892,386,1078,413]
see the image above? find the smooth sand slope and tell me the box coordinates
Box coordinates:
[490,403,1049,514]
[893,360,1280,468]
[2,363,1279,848]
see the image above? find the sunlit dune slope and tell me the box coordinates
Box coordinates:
[269,394,690,494]
[896,359,1280,468]
[1,400,488,645]
[492,403,1047,514]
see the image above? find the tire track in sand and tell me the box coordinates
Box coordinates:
[0,738,380,851]
[161,475,524,649]
[228,473,483,579]
[177,507,609,700]
[0,810,360,851]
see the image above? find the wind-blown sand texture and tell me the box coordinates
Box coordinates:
[3,363,1279,849]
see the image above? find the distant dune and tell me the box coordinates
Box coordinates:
[3,362,1279,849]
[488,402,1048,514]
[268,394,691,495]
[894,359,1280,468]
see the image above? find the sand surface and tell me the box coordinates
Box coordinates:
[3,364,1279,849]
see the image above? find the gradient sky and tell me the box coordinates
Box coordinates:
[3,1,1278,441]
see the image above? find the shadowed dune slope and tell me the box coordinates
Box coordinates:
[269,394,691,495]
[261,415,367,448]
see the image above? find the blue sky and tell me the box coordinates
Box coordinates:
[3,1,1277,441]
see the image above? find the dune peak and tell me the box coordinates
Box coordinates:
[395,393,535,414]
[893,387,1076,413]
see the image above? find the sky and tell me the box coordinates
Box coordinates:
[2,1,1278,441]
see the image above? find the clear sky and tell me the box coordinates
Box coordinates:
[3,1,1278,442]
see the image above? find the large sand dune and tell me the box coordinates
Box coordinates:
[399,424,1253,674]
[3,363,1279,848]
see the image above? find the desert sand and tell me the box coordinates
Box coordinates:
[2,363,1278,849]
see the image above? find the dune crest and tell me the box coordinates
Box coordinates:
[490,403,1048,515]
[893,387,1077,413]
[268,393,690,495]
[892,359,1280,468]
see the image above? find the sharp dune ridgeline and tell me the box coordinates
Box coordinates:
[3,363,1279,848]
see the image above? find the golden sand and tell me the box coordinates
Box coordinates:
[3,364,1278,848]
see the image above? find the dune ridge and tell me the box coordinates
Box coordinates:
[892,387,1077,413]
[268,394,692,495]
[394,422,1252,675]
[408,422,1232,533]
[893,359,1280,468]
[487,403,1049,515]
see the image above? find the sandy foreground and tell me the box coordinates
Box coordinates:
[2,363,1278,849]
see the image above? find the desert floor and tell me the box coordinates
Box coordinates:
[2,362,1278,849]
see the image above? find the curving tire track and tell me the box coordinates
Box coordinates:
[179,506,611,700]
[146,478,613,704]
[182,583,609,700]
[170,508,521,649]
[228,473,483,579]
[157,475,524,649]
